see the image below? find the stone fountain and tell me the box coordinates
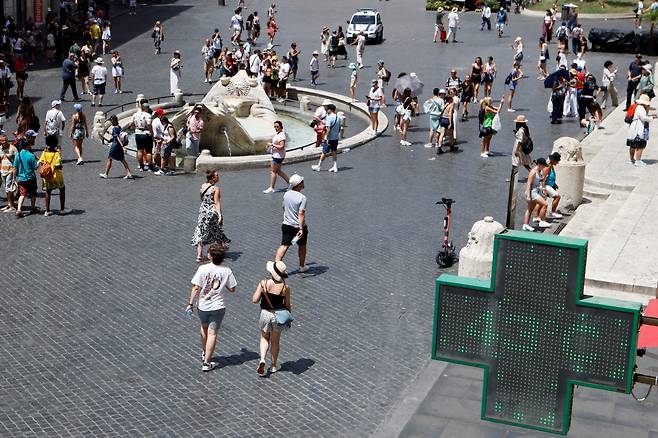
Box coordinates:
[169,70,279,156]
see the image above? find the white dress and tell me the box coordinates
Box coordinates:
[170,61,181,94]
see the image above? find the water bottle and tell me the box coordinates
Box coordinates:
[291,235,300,245]
[185,308,193,319]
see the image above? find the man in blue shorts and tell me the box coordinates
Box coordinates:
[311,104,340,172]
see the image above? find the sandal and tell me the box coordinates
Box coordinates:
[257,361,266,376]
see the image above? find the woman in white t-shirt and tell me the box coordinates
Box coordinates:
[186,242,237,372]
[263,120,289,194]
[367,79,384,134]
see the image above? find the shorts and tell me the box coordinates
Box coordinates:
[323,139,338,153]
[429,115,441,132]
[281,223,308,246]
[72,128,85,141]
[530,188,544,201]
[369,106,380,114]
[310,70,319,77]
[272,157,284,164]
[259,309,289,333]
[135,133,153,152]
[18,178,37,197]
[278,79,287,90]
[2,173,16,193]
[545,185,559,198]
[198,307,226,331]
[162,141,175,158]
[93,82,106,95]
[496,22,505,31]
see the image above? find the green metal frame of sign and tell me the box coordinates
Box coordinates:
[432,230,642,435]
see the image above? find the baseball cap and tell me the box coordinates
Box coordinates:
[154,108,166,116]
[25,129,38,137]
[288,174,304,190]
[51,99,61,107]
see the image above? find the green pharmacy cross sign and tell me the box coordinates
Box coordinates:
[432,231,642,435]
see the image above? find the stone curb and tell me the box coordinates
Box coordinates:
[521,8,634,19]
[195,86,388,172]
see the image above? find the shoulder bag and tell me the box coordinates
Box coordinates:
[260,280,294,327]
[39,153,55,181]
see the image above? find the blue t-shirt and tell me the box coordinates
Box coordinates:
[13,149,38,181]
[325,113,340,141]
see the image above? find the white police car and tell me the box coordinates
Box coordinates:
[346,9,384,44]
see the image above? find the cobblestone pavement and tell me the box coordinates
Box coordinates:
[0,1,636,436]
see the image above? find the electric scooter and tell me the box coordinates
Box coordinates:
[436,198,457,268]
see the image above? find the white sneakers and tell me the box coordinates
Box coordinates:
[400,140,411,146]
[263,187,275,194]
[549,212,563,219]
[424,143,434,148]
[312,164,338,172]
[99,173,107,179]
[635,160,647,167]
[538,220,552,228]
[524,220,552,230]
[328,165,338,173]
[298,265,309,273]
[522,224,535,232]
[480,153,488,158]
[311,164,321,171]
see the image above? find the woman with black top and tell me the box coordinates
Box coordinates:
[252,261,292,376]
[337,26,348,60]
[460,75,474,121]
[77,51,91,95]
[470,57,483,101]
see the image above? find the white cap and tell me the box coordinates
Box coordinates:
[322,99,332,106]
[288,174,304,190]
[51,99,61,107]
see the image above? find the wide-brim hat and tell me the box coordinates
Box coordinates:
[288,174,304,190]
[636,94,652,106]
[266,260,288,281]
[514,115,528,123]
[643,64,652,72]
[95,57,103,64]
[322,98,332,106]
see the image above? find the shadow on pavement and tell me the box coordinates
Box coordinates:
[279,358,315,375]
[213,347,259,369]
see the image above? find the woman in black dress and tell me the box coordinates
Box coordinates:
[77,51,91,95]
[470,57,483,102]
[337,26,348,60]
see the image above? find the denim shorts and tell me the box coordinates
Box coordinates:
[323,139,338,154]
[272,157,284,165]
[198,308,226,331]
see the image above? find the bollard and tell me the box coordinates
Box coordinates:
[193,149,213,174]
[299,96,310,112]
[91,111,106,142]
[337,111,346,139]
[173,89,184,106]
[552,137,585,210]
[458,216,505,280]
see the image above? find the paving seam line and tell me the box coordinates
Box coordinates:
[371,359,448,438]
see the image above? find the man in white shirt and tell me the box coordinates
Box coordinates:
[480,5,492,31]
[249,49,261,78]
[44,100,66,141]
[90,57,107,107]
[275,174,308,273]
[277,57,291,102]
[446,7,460,43]
[186,242,237,372]
[231,8,243,45]
[601,60,619,109]
[131,103,154,171]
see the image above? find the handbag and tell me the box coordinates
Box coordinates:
[491,113,502,131]
[39,155,55,181]
[7,178,17,193]
[260,280,294,327]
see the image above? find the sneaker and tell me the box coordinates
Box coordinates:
[153,169,165,176]
[532,217,540,223]
[137,167,145,172]
[628,160,635,165]
[550,212,563,219]
[403,140,412,146]
[522,224,535,232]
[44,211,52,217]
[76,159,84,165]
[59,209,70,215]
[311,164,321,171]
[124,174,134,179]
[480,153,488,158]
[263,187,275,194]
[257,361,266,376]
[538,220,552,228]
[399,140,405,145]
[328,165,338,173]
[424,143,435,148]
[635,160,647,167]
[114,89,119,94]
[99,173,107,178]
[507,108,516,113]
[202,362,217,372]
[298,265,309,273]
[269,365,279,374]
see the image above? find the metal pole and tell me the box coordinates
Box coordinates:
[641,316,658,326]
[634,373,658,385]
[506,166,519,229]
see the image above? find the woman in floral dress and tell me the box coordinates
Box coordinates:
[192,170,230,262]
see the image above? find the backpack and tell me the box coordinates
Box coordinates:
[39,155,55,181]
[625,103,638,124]
[520,129,534,154]
[504,72,513,85]
[46,111,61,135]
[383,69,391,83]
[556,27,567,40]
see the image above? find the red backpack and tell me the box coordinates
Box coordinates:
[625,103,638,124]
